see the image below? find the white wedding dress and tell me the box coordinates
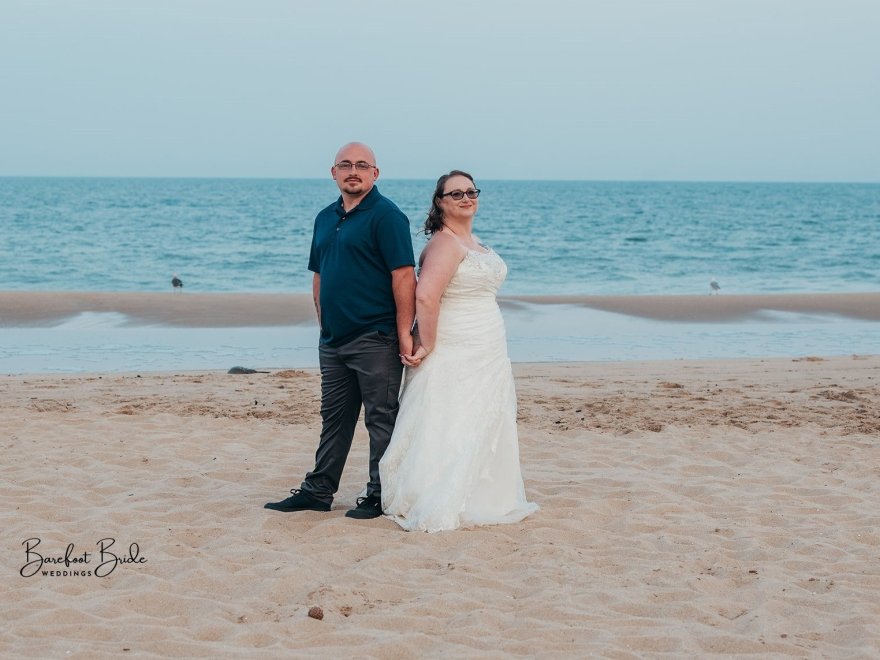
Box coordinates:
[380,248,539,532]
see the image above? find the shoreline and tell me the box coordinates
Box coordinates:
[506,291,880,322]
[2,290,879,327]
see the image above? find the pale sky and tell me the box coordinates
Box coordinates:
[1,0,878,181]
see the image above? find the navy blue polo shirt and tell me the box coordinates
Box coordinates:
[308,186,415,347]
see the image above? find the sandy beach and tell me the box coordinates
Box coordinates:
[3,355,879,657]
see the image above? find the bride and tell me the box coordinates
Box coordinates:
[379,170,538,532]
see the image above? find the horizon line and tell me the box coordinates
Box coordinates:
[1,175,878,185]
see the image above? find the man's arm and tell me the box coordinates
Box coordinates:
[312,272,321,330]
[391,265,416,358]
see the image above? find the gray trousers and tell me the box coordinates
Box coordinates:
[300,331,403,504]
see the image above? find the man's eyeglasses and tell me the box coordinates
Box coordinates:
[335,161,376,171]
[440,188,481,201]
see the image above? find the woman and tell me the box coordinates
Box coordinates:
[379,170,538,532]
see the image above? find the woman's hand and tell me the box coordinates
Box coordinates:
[400,343,431,368]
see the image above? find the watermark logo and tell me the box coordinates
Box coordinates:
[20,537,147,578]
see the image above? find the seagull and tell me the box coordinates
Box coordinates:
[171,274,183,291]
[709,278,721,295]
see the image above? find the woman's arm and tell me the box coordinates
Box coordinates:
[406,234,465,365]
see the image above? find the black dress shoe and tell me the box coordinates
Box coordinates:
[345,493,382,519]
[264,488,330,512]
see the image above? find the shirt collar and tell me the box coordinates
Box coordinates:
[335,185,381,217]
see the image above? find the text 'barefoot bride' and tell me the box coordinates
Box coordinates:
[380,171,539,532]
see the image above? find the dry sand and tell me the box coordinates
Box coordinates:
[3,355,879,657]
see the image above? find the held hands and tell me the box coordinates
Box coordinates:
[399,340,431,368]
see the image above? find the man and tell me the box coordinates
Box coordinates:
[265,142,416,519]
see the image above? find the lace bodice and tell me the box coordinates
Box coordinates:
[441,248,507,302]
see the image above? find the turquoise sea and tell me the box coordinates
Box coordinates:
[1,177,879,295]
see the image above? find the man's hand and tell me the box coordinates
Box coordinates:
[400,340,430,368]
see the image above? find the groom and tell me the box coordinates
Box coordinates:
[265,142,416,519]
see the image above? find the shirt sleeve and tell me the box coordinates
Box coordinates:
[307,216,321,273]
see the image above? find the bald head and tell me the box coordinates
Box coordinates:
[334,142,376,166]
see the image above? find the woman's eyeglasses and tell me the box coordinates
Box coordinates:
[440,189,480,201]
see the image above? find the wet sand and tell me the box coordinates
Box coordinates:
[2,290,878,327]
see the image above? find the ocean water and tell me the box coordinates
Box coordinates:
[2,177,877,372]
[1,177,879,296]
